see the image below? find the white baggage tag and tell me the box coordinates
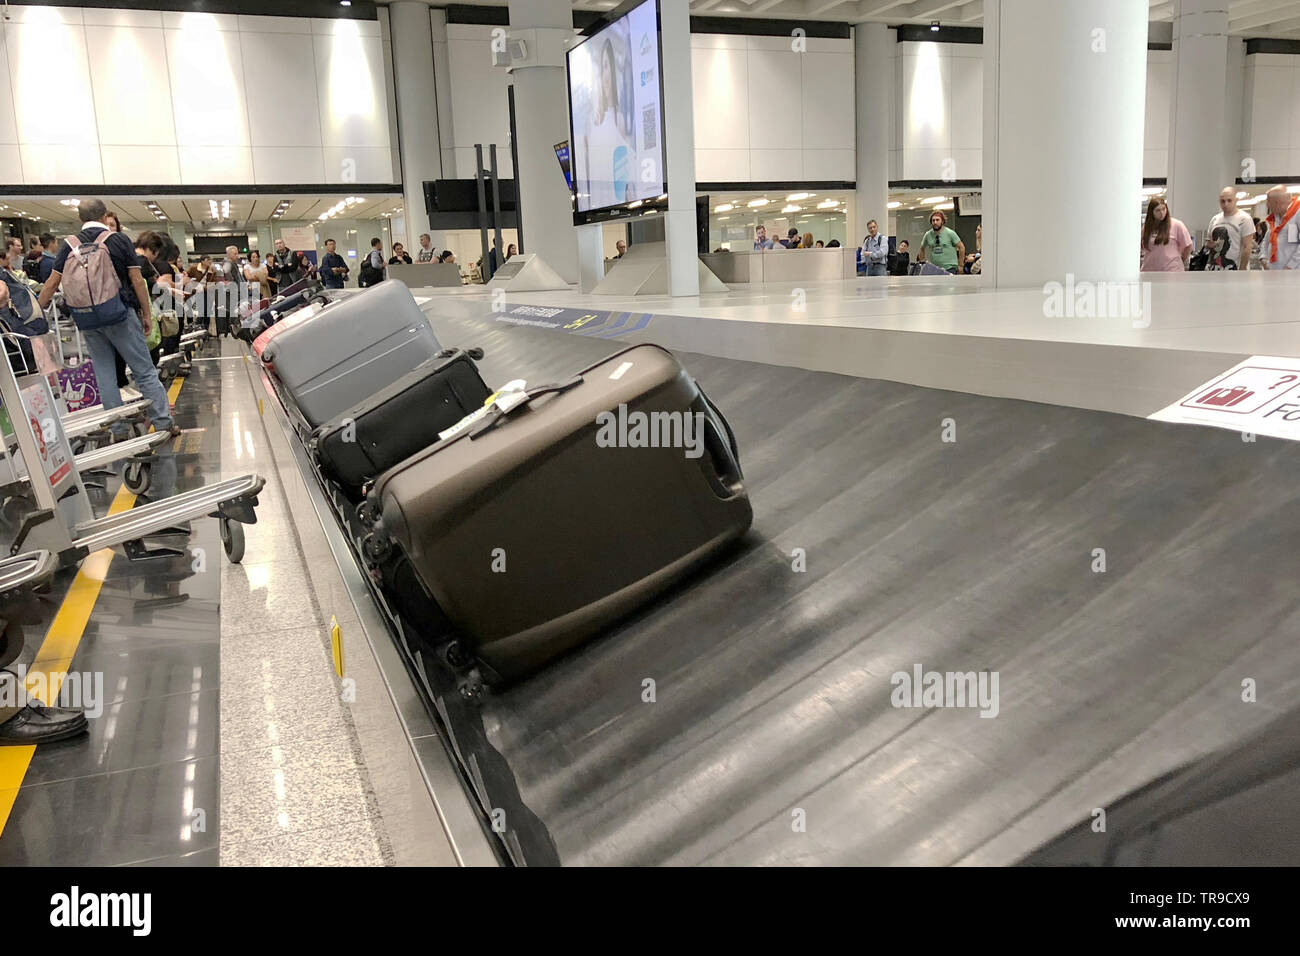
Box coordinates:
[436,380,528,441]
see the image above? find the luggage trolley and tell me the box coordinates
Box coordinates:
[0,333,264,567]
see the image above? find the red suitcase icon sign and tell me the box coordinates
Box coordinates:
[1197,385,1254,407]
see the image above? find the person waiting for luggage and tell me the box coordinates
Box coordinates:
[271,238,297,291]
[320,239,348,290]
[359,238,386,288]
[918,210,965,275]
[388,242,413,266]
[416,233,435,262]
[753,225,774,250]
[134,231,167,363]
[889,239,911,276]
[862,220,887,276]
[37,199,176,437]
[437,250,456,265]
[1140,198,1193,272]
[38,233,59,283]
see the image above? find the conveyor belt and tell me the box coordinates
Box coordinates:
[418,303,1300,866]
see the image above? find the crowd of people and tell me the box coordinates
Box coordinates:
[1140,184,1299,272]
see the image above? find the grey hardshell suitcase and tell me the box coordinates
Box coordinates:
[366,343,752,682]
[261,279,440,427]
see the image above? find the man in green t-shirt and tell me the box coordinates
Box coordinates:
[918,210,966,274]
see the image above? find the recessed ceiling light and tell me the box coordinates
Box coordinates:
[713,203,734,213]
[786,193,813,202]
[930,20,940,31]
[887,201,902,209]
[747,198,769,207]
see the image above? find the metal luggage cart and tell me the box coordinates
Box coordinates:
[0,334,263,567]
[0,549,60,672]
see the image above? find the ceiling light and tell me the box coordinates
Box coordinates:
[920,196,947,204]
[786,192,813,202]
[714,203,733,213]
[816,199,838,209]
[887,201,902,209]
[747,198,769,207]
[930,20,940,31]
[935,202,955,210]
[340,1,351,6]
[1289,185,1300,194]
[781,204,801,213]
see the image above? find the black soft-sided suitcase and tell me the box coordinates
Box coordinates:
[312,349,491,498]
[366,343,752,682]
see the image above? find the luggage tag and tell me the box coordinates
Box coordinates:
[437,379,527,441]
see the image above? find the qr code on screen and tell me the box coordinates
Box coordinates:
[641,105,658,149]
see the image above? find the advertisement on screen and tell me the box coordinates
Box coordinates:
[566,0,664,219]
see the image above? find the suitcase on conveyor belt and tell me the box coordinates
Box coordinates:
[237,285,325,343]
[261,279,440,427]
[363,343,753,683]
[312,348,491,498]
[251,299,320,361]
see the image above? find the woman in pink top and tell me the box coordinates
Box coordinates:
[1140,198,1193,272]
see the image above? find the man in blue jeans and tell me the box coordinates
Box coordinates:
[37,199,176,437]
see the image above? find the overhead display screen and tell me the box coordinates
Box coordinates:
[566,0,665,220]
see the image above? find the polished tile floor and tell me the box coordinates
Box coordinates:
[0,359,224,866]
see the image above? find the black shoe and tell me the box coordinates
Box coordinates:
[0,700,89,745]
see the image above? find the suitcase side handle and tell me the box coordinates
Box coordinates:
[699,408,744,499]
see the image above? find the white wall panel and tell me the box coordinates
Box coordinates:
[242,31,323,148]
[695,148,750,182]
[20,144,103,185]
[253,147,327,183]
[949,55,982,158]
[322,146,395,183]
[445,25,513,163]
[800,53,855,149]
[86,25,177,146]
[0,146,22,183]
[803,148,854,180]
[8,15,98,147]
[0,28,18,146]
[178,145,254,183]
[314,25,391,149]
[100,145,181,184]
[166,16,251,147]
[746,48,803,150]
[0,8,393,187]
[692,47,749,149]
[751,148,802,180]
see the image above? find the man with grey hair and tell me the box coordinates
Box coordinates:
[37,198,175,435]
[1207,187,1254,271]
[1263,184,1300,271]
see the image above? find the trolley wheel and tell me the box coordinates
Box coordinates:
[123,460,151,496]
[2,496,30,526]
[220,518,246,564]
[440,641,469,669]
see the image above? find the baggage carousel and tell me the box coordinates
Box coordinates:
[271,295,1300,866]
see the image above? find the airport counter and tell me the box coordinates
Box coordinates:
[699,248,857,284]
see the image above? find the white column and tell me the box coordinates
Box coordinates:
[508,0,578,282]
[660,0,699,297]
[983,0,1147,287]
[429,9,457,252]
[854,23,892,248]
[388,1,444,249]
[1167,0,1231,243]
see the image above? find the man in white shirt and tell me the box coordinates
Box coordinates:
[1263,184,1300,271]
[1206,187,1254,270]
[416,234,435,263]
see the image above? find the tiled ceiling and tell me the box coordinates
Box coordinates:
[446,0,1300,38]
[0,195,404,230]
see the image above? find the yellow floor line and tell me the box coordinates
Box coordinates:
[0,374,188,833]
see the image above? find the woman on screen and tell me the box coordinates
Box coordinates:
[581,37,636,208]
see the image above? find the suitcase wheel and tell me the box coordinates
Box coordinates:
[361,532,390,563]
[220,518,246,564]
